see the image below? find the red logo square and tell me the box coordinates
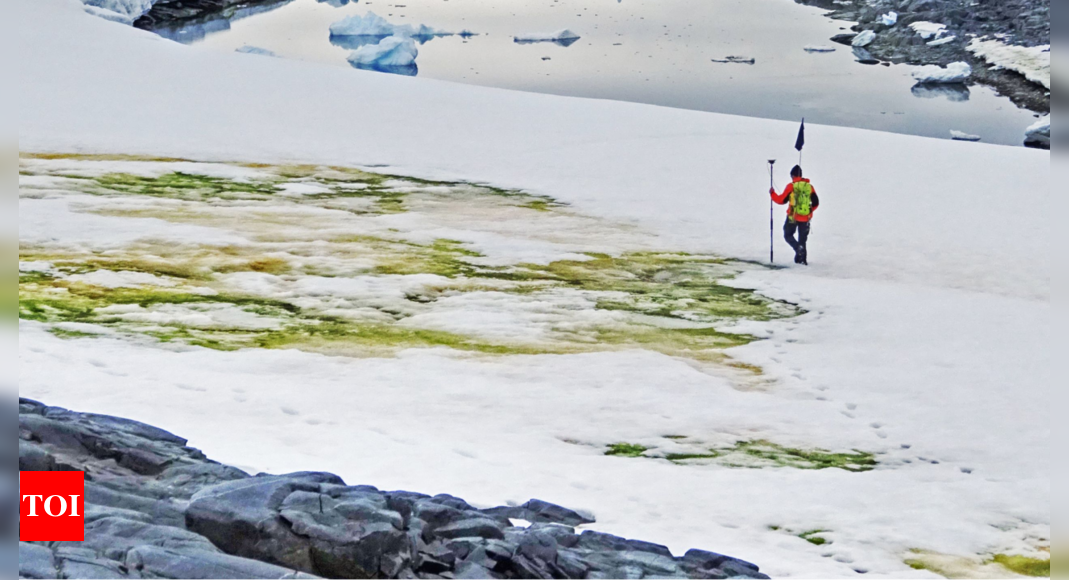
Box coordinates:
[20,471,85,542]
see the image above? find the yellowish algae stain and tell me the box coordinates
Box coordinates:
[905,550,1050,578]
[18,153,798,365]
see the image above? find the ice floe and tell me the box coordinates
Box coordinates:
[1024,116,1050,148]
[347,36,419,75]
[949,130,981,142]
[330,12,452,39]
[911,61,971,84]
[803,45,836,53]
[852,30,876,47]
[514,30,581,45]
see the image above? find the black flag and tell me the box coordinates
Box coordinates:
[795,119,805,152]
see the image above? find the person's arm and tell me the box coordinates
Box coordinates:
[811,190,820,213]
[769,183,792,205]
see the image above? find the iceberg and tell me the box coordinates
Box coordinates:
[911,62,971,84]
[879,12,898,26]
[348,36,419,75]
[514,30,581,45]
[949,130,981,142]
[330,12,453,39]
[852,30,876,47]
[1024,116,1050,148]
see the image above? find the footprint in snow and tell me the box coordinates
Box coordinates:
[177,384,207,393]
[846,403,858,411]
[869,422,883,429]
[281,407,300,416]
[841,411,856,419]
[88,359,107,368]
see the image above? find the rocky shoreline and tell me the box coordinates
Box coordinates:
[797,0,1050,116]
[18,399,769,580]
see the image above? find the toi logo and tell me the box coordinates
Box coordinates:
[20,471,85,542]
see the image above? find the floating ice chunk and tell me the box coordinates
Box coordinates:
[879,12,898,26]
[852,30,876,47]
[348,36,419,74]
[911,61,971,84]
[83,5,134,24]
[235,46,278,57]
[910,22,947,40]
[1024,116,1050,148]
[950,131,981,142]
[331,12,399,36]
[711,56,755,64]
[804,45,836,53]
[967,38,1050,90]
[927,36,956,47]
[82,0,156,19]
[514,30,581,43]
[330,12,454,39]
[317,0,351,6]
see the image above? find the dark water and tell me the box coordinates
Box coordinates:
[154,0,1043,146]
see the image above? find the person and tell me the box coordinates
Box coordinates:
[770,165,820,265]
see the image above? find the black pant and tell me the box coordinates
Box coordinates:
[784,219,810,262]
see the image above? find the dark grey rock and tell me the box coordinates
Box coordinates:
[19,543,58,580]
[18,400,770,580]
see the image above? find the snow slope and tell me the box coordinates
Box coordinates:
[17,0,1049,578]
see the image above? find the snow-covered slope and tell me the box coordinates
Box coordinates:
[17,0,1049,578]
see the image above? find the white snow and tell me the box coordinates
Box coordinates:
[851,30,876,47]
[878,12,898,26]
[66,270,179,289]
[927,36,957,47]
[911,61,971,84]
[235,46,278,57]
[967,38,1050,90]
[82,0,154,19]
[16,0,1050,577]
[949,131,981,142]
[803,45,836,53]
[348,36,419,68]
[909,21,947,40]
[514,29,581,43]
[330,12,452,38]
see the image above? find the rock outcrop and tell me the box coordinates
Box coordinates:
[18,399,769,579]
[797,0,1049,115]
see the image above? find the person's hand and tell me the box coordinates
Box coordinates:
[769,187,776,195]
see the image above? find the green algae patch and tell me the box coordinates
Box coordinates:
[19,154,802,366]
[619,439,878,472]
[798,530,831,546]
[991,555,1049,577]
[253,321,558,357]
[605,443,650,458]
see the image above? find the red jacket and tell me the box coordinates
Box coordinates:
[770,177,819,223]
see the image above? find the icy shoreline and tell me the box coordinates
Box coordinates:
[797,0,1049,120]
